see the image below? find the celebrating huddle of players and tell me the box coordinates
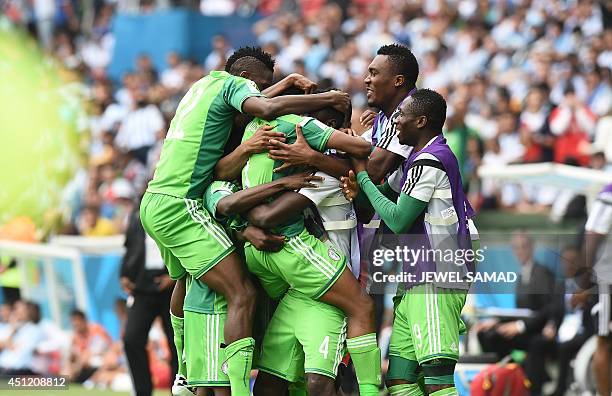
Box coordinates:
[141,43,476,396]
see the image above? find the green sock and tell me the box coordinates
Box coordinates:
[170,313,187,377]
[429,386,458,396]
[346,333,381,396]
[388,383,424,396]
[223,337,255,396]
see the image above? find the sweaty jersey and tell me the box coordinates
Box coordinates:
[182,180,243,314]
[147,71,263,199]
[241,114,334,237]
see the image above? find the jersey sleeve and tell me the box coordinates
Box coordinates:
[204,181,240,220]
[376,110,413,158]
[361,127,373,144]
[298,171,342,205]
[223,76,264,113]
[299,117,335,152]
[585,198,612,234]
[400,155,447,203]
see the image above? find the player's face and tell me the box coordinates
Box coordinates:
[395,99,424,146]
[247,69,274,91]
[364,55,396,108]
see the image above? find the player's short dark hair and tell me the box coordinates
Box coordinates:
[70,309,86,320]
[225,46,275,75]
[377,44,419,87]
[310,88,350,128]
[406,89,447,131]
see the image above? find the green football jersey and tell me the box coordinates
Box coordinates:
[241,114,334,237]
[147,71,263,199]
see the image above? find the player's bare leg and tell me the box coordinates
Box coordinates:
[594,336,611,396]
[306,373,344,396]
[198,252,257,396]
[319,267,375,337]
[195,387,230,396]
[198,252,256,342]
[252,371,288,396]
[319,267,380,396]
[170,277,192,396]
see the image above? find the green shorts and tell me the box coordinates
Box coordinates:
[184,311,229,387]
[388,284,467,370]
[244,228,346,300]
[257,290,347,382]
[140,191,235,280]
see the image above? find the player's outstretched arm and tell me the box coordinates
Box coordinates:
[246,192,311,230]
[268,125,369,176]
[214,125,286,180]
[325,130,371,158]
[215,172,323,218]
[366,147,405,185]
[242,90,350,120]
[261,73,318,98]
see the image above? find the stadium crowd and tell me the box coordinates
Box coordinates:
[1,0,611,395]
[3,0,610,235]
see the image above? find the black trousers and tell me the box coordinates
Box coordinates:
[123,289,177,396]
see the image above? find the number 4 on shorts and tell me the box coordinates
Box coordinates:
[319,336,330,359]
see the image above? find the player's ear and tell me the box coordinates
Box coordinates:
[416,115,428,129]
[239,70,250,79]
[394,75,405,88]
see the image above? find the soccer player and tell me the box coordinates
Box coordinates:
[362,43,419,185]
[236,107,384,396]
[577,183,612,396]
[182,172,323,396]
[341,89,475,396]
[140,46,350,396]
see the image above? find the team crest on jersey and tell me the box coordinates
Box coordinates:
[328,247,341,261]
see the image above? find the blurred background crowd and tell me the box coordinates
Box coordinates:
[3,0,610,237]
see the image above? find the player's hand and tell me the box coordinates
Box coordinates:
[269,124,316,173]
[326,90,351,113]
[246,125,286,154]
[281,171,324,190]
[359,109,377,128]
[570,290,590,309]
[472,318,498,333]
[155,275,175,291]
[339,127,358,137]
[340,170,359,202]
[542,322,556,340]
[290,73,317,94]
[496,321,521,339]
[350,156,368,174]
[242,225,285,252]
[120,277,135,295]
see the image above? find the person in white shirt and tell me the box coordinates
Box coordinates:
[115,91,165,165]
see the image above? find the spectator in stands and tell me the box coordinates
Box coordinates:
[522,246,595,395]
[520,85,554,163]
[549,87,596,167]
[160,51,187,93]
[121,202,177,396]
[592,109,612,165]
[114,90,165,165]
[0,300,44,375]
[476,232,564,361]
[68,309,113,383]
[76,204,118,236]
[204,34,233,72]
